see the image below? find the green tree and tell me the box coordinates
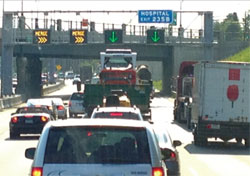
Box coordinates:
[242,12,250,41]
[222,12,242,41]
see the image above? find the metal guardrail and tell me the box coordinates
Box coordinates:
[0,80,65,110]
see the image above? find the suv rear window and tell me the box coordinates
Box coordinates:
[93,112,140,120]
[44,126,151,164]
[71,93,84,100]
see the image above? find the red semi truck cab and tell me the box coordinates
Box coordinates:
[174,61,197,128]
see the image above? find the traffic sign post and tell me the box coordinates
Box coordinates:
[138,10,173,23]
[70,30,88,44]
[104,29,123,44]
[33,29,51,44]
[147,29,165,44]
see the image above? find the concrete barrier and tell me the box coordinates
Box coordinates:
[0,80,65,110]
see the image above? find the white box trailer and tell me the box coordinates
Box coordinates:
[191,61,250,147]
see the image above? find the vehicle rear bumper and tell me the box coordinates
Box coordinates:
[10,123,45,134]
[195,120,250,139]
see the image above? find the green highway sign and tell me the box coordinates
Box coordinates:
[147,29,165,44]
[104,29,123,44]
[172,12,177,26]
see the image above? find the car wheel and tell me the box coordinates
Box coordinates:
[193,129,207,146]
[236,138,242,144]
[244,138,250,148]
[10,130,20,139]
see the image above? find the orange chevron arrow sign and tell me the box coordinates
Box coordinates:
[33,29,50,44]
[70,29,88,44]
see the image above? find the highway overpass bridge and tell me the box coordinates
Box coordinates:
[1,11,249,98]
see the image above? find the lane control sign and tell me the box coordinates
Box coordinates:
[70,30,88,44]
[33,30,50,44]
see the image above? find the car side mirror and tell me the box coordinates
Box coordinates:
[25,147,36,159]
[173,140,182,147]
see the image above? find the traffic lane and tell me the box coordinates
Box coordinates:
[151,97,250,176]
[0,136,37,176]
[0,105,39,176]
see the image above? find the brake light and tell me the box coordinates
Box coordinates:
[69,101,72,107]
[40,116,48,122]
[206,124,212,129]
[170,151,176,159]
[152,167,164,176]
[31,167,43,176]
[110,112,123,116]
[25,115,33,118]
[11,117,18,123]
[57,105,64,110]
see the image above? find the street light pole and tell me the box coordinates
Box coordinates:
[180,0,183,27]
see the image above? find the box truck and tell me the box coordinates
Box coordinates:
[192,61,250,147]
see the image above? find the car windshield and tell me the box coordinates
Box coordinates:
[71,93,84,100]
[44,126,151,164]
[16,107,50,114]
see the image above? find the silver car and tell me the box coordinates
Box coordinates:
[47,98,67,119]
[25,119,168,176]
[153,124,182,176]
[68,92,85,117]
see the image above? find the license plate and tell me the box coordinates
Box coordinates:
[211,124,220,129]
[25,119,33,124]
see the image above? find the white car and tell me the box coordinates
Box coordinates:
[26,98,58,120]
[91,106,143,120]
[69,92,85,117]
[25,119,167,176]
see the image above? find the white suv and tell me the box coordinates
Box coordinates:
[25,119,168,176]
[91,106,143,120]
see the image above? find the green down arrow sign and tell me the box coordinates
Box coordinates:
[109,31,118,43]
[151,31,160,42]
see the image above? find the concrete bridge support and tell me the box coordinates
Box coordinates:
[25,56,42,98]
[15,56,27,95]
[1,13,13,96]
[162,46,174,96]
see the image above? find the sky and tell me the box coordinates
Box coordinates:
[1,0,250,31]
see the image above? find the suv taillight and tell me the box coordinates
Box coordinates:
[69,101,72,107]
[31,167,43,176]
[57,105,64,110]
[152,167,164,176]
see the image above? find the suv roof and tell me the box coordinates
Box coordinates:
[91,107,143,120]
[46,118,147,128]
[70,92,84,100]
